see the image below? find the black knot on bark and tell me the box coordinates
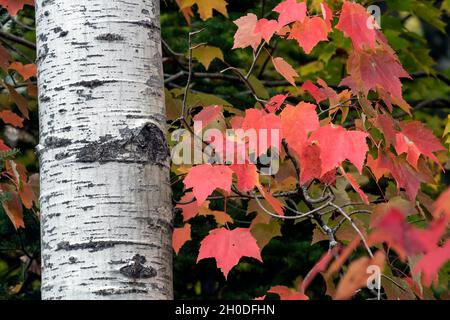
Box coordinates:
[76,122,169,166]
[119,254,157,279]
[95,33,124,42]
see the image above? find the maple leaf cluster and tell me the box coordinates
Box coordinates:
[0,1,38,232]
[171,0,450,300]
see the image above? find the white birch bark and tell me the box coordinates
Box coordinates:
[36,0,173,300]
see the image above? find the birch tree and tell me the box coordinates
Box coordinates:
[36,0,173,299]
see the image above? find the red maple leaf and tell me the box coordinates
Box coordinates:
[370,114,397,147]
[254,18,280,43]
[334,251,385,300]
[230,163,259,193]
[300,249,336,294]
[183,164,233,205]
[240,108,282,157]
[193,105,223,127]
[0,139,10,151]
[197,228,262,278]
[0,110,24,128]
[265,94,288,113]
[8,62,36,80]
[0,0,34,16]
[320,2,333,30]
[394,121,445,170]
[339,167,369,204]
[309,124,369,175]
[176,192,199,221]
[233,13,261,51]
[0,184,24,230]
[272,57,299,87]
[257,185,284,216]
[335,1,377,50]
[267,286,309,300]
[433,188,450,222]
[299,144,322,184]
[301,80,327,103]
[369,208,446,260]
[273,0,307,27]
[340,49,411,103]
[173,223,191,255]
[281,102,319,157]
[289,17,329,54]
[412,240,450,286]
[367,152,431,201]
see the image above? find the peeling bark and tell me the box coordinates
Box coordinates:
[36,0,173,300]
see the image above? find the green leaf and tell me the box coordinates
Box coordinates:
[248,74,269,99]
[413,1,446,33]
[387,0,413,11]
[170,88,233,108]
[299,61,324,77]
[251,219,282,250]
[443,0,450,14]
[165,88,182,121]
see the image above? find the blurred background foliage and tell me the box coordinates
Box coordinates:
[0,0,449,299]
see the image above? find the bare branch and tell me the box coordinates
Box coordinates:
[0,30,36,50]
[329,202,373,258]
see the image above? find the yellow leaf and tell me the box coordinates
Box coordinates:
[180,0,228,21]
[444,115,450,152]
[198,205,233,226]
[192,45,224,70]
[175,0,194,24]
[299,61,324,77]
[443,115,450,137]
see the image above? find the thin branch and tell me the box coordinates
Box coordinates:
[329,202,373,258]
[253,192,332,220]
[164,71,184,84]
[258,40,278,78]
[221,65,267,104]
[245,42,265,79]
[0,30,35,50]
[161,38,184,57]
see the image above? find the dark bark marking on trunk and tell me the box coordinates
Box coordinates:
[76,123,169,166]
[69,79,118,89]
[39,34,48,42]
[44,136,72,149]
[37,43,49,64]
[56,240,157,252]
[120,20,159,30]
[95,33,124,41]
[40,95,51,102]
[93,288,148,296]
[119,254,157,279]
[55,151,70,160]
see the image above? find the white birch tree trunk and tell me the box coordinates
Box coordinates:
[36,0,173,300]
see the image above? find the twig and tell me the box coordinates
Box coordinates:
[245,43,265,79]
[0,30,35,50]
[329,202,373,258]
[221,64,267,104]
[253,192,332,220]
